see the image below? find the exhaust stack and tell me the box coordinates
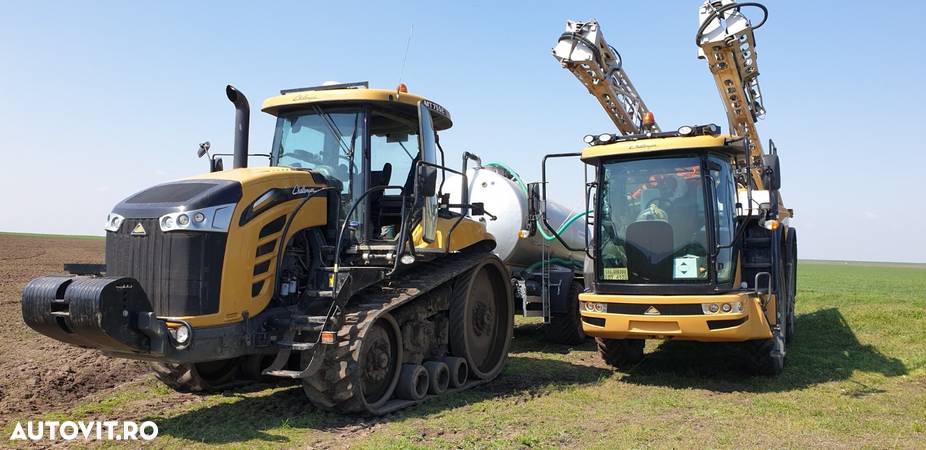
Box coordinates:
[225,85,250,169]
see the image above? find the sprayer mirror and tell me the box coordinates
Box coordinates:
[762,153,781,191]
[417,101,439,243]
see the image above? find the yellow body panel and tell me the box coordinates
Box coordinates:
[581,134,735,161]
[164,168,492,327]
[578,292,775,342]
[168,167,327,327]
[261,88,452,130]
[410,217,494,253]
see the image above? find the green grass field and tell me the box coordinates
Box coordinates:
[11,262,926,449]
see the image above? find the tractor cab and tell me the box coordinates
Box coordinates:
[260,82,464,264]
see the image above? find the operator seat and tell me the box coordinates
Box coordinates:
[625,221,674,282]
[369,163,392,230]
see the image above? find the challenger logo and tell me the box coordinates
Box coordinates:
[131,223,147,236]
[644,306,661,315]
[292,185,313,196]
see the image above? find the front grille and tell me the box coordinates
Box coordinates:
[105,219,225,316]
[606,303,704,315]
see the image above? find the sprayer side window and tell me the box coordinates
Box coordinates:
[710,157,737,283]
[597,156,709,284]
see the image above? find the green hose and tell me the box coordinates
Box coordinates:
[537,210,590,241]
[484,162,528,193]
[482,161,587,270]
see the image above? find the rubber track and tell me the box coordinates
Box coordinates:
[302,251,495,415]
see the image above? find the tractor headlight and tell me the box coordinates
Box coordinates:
[583,134,596,144]
[168,322,193,348]
[104,213,125,232]
[174,324,191,344]
[159,203,236,233]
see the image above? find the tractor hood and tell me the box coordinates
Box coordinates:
[111,179,243,219]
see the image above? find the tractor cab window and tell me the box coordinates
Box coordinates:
[272,108,363,196]
[370,130,419,197]
[598,156,709,284]
[367,111,423,239]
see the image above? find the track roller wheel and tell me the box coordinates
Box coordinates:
[596,338,645,370]
[544,280,586,345]
[423,361,450,395]
[449,255,513,381]
[302,313,403,413]
[150,357,251,392]
[442,356,469,388]
[395,364,429,401]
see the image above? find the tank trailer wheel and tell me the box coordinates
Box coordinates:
[449,256,513,381]
[150,357,252,392]
[544,281,587,345]
[597,338,645,370]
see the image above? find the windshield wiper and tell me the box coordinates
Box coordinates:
[312,105,356,159]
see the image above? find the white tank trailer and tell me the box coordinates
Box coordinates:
[444,164,586,272]
[444,163,589,343]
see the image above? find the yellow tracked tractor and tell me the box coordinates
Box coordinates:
[22,82,513,414]
[544,1,796,374]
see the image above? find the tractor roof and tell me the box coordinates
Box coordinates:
[261,85,453,131]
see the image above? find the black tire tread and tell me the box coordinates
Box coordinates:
[302,252,504,414]
[543,281,586,345]
[596,338,645,370]
[150,358,248,393]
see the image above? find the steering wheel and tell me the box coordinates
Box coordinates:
[281,149,323,164]
[637,200,669,221]
[280,149,339,176]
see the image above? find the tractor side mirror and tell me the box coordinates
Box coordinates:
[417,101,440,243]
[417,165,438,197]
[210,158,224,172]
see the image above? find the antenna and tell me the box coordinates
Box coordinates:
[398,25,414,85]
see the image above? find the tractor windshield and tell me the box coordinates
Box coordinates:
[597,156,710,284]
[271,107,363,195]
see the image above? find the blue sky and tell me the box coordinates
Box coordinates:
[1,1,924,263]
